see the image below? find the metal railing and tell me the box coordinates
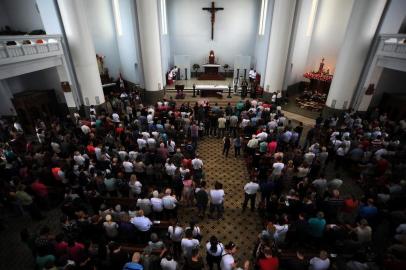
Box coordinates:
[378,34,406,58]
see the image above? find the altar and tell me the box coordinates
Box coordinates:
[195,84,228,98]
[198,50,225,80]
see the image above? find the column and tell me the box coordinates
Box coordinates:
[57,0,105,106]
[263,0,296,97]
[136,0,164,104]
[326,0,386,110]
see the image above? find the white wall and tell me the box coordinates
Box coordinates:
[2,0,44,32]
[306,0,354,74]
[168,0,259,69]
[115,0,141,83]
[380,0,406,34]
[0,1,10,29]
[85,0,121,79]
[254,0,274,85]
[36,0,62,34]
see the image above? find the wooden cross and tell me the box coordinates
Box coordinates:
[202,2,224,40]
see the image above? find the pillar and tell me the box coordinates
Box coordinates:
[325,0,386,111]
[136,0,164,104]
[57,0,105,106]
[263,0,296,98]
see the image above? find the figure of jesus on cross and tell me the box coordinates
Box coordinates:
[202,2,224,40]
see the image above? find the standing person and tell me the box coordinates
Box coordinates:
[223,135,231,158]
[181,229,200,260]
[218,115,227,139]
[209,182,225,220]
[220,242,249,270]
[233,135,242,158]
[184,248,205,270]
[242,179,260,212]
[168,220,184,260]
[182,173,194,207]
[206,236,224,270]
[196,181,209,219]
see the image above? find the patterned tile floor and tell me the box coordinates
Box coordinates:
[177,136,263,263]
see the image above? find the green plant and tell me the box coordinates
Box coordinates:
[192,64,200,78]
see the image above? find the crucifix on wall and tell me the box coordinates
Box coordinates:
[202,1,224,40]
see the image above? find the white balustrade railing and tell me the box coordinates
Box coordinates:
[378,34,406,58]
[0,35,63,64]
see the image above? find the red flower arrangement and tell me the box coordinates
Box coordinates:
[303,71,333,82]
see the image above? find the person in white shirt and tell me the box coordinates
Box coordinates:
[73,151,86,166]
[162,188,178,219]
[147,137,156,149]
[122,156,134,174]
[165,160,177,177]
[206,236,224,270]
[160,254,178,270]
[128,174,142,197]
[242,179,260,212]
[271,92,277,103]
[272,157,285,177]
[112,112,120,123]
[256,129,268,141]
[81,124,91,135]
[249,69,256,82]
[220,242,247,270]
[118,148,128,161]
[247,135,259,154]
[136,197,152,216]
[181,229,199,259]
[192,155,203,171]
[137,136,147,150]
[151,190,164,218]
[209,182,225,219]
[168,221,184,258]
[309,250,330,270]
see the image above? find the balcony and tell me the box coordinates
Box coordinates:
[0,35,64,66]
[0,35,66,80]
[377,34,406,59]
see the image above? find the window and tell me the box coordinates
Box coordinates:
[160,0,168,35]
[258,0,269,35]
[113,0,123,36]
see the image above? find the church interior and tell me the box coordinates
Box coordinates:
[0,0,406,269]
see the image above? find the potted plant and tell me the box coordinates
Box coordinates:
[192,64,200,78]
[223,64,229,77]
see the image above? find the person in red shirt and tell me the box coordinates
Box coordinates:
[267,141,278,155]
[86,142,95,155]
[31,179,48,198]
[67,239,85,263]
[54,234,68,259]
[257,247,279,270]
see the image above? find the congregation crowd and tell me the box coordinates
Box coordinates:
[0,87,406,270]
